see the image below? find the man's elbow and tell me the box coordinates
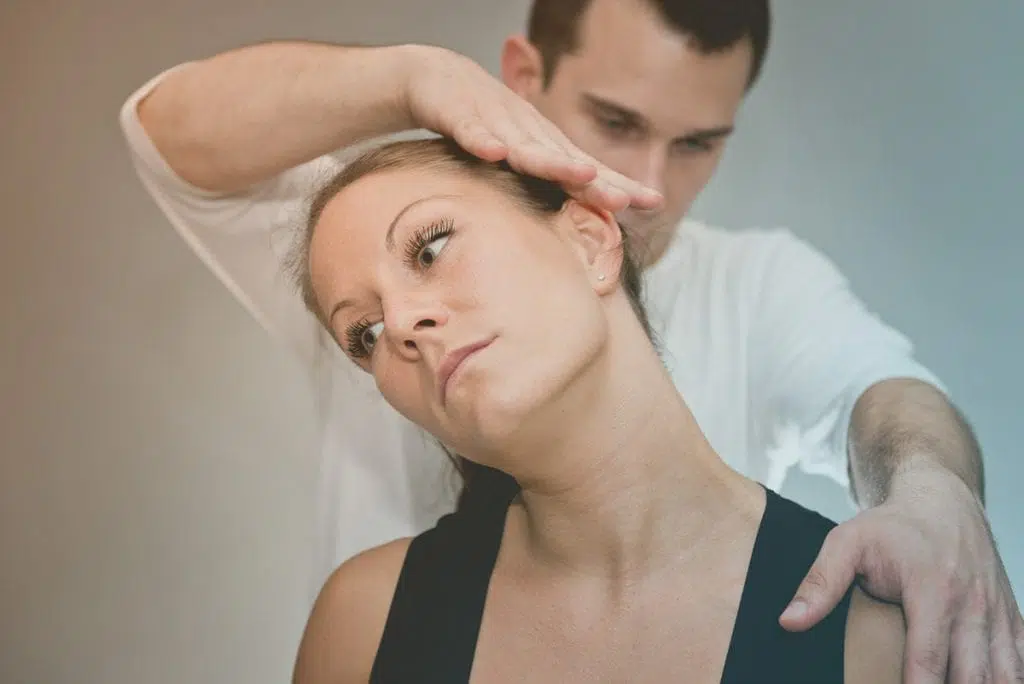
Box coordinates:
[133,70,236,193]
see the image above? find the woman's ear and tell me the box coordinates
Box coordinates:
[558,199,624,293]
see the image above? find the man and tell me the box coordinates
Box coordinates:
[119,0,1023,681]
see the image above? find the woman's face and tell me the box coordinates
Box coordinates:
[308,165,621,458]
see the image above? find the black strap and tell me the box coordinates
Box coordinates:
[720,487,854,684]
[372,479,852,683]
[369,471,518,683]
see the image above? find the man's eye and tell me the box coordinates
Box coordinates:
[418,234,450,267]
[674,138,712,154]
[599,116,631,132]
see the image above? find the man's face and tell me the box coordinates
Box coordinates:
[507,0,753,264]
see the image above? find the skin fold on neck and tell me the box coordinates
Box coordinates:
[464,298,764,589]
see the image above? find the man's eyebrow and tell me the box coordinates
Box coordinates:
[581,93,646,126]
[384,193,459,251]
[328,193,458,325]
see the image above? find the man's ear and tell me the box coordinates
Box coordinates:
[558,199,625,293]
[501,35,545,100]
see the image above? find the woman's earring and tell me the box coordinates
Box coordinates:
[597,274,606,281]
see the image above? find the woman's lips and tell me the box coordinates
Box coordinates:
[438,338,494,404]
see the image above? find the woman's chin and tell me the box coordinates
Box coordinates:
[443,370,573,454]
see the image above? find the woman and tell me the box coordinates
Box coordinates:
[290,138,905,683]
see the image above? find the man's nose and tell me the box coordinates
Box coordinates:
[621,147,668,198]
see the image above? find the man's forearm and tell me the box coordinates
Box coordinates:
[847,377,984,508]
[137,41,420,193]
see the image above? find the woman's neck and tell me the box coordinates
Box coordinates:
[497,320,761,583]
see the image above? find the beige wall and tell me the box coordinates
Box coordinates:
[0,1,529,682]
[2,1,1020,682]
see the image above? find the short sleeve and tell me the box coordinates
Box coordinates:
[118,64,344,367]
[747,229,947,492]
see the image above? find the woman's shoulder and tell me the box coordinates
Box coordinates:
[761,490,906,682]
[292,537,413,684]
[844,586,906,684]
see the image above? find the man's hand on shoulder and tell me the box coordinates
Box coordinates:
[780,463,1024,683]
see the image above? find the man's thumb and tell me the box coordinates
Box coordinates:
[780,526,860,632]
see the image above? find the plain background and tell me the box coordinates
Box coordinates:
[1,1,1020,682]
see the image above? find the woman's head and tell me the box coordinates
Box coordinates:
[293,138,655,468]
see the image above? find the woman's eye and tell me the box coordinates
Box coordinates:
[418,234,450,267]
[361,321,385,353]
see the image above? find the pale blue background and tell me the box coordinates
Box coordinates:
[693,2,1023,593]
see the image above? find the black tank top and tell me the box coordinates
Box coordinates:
[370,477,854,683]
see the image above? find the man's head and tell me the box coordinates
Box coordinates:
[502,0,771,263]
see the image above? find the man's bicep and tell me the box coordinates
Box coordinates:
[120,70,342,365]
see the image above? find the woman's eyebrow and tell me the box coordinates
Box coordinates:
[328,298,357,326]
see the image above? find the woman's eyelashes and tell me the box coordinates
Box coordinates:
[344,217,456,359]
[403,217,454,270]
[345,318,384,359]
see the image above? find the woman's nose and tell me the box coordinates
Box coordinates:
[385,298,449,356]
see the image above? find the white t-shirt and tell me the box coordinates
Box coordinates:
[119,67,945,598]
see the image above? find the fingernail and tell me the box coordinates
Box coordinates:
[781,599,807,621]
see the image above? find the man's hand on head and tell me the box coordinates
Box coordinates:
[399,45,664,214]
[779,462,1024,683]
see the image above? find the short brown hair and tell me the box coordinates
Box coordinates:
[528,0,771,88]
[290,137,657,510]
